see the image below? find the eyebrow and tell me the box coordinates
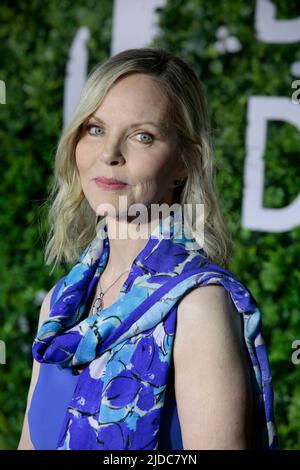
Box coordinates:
[88,114,170,136]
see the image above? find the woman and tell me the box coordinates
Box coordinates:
[18,47,278,450]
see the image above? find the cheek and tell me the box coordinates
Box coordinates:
[144,156,175,185]
[75,140,92,173]
[136,148,175,182]
[75,142,84,171]
[133,156,175,200]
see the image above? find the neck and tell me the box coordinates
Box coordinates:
[103,214,161,276]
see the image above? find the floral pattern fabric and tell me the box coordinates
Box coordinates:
[32,211,278,450]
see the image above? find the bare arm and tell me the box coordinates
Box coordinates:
[173,285,253,450]
[17,284,57,450]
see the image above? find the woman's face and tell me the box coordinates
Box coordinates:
[75,73,185,220]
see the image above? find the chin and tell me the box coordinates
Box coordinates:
[93,201,129,219]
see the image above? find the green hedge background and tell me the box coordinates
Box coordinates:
[0,0,300,450]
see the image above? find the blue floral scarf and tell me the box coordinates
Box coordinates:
[32,211,278,450]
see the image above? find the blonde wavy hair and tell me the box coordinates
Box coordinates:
[43,47,232,272]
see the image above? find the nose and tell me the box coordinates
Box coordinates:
[100,135,125,166]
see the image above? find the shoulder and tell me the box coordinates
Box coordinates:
[175,284,242,345]
[18,280,60,450]
[173,284,253,449]
[37,274,66,329]
[173,282,248,387]
[37,281,61,331]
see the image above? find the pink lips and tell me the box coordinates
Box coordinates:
[94,176,128,190]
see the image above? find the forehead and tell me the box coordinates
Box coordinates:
[94,73,170,123]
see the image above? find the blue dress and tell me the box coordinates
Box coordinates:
[30,213,278,450]
[28,276,183,450]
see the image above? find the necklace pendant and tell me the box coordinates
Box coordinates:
[93,295,104,313]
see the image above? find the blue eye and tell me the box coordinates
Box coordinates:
[86,124,103,136]
[136,132,154,144]
[84,124,153,144]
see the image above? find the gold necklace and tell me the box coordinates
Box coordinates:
[92,268,131,313]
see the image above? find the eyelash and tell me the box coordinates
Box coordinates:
[84,123,154,145]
